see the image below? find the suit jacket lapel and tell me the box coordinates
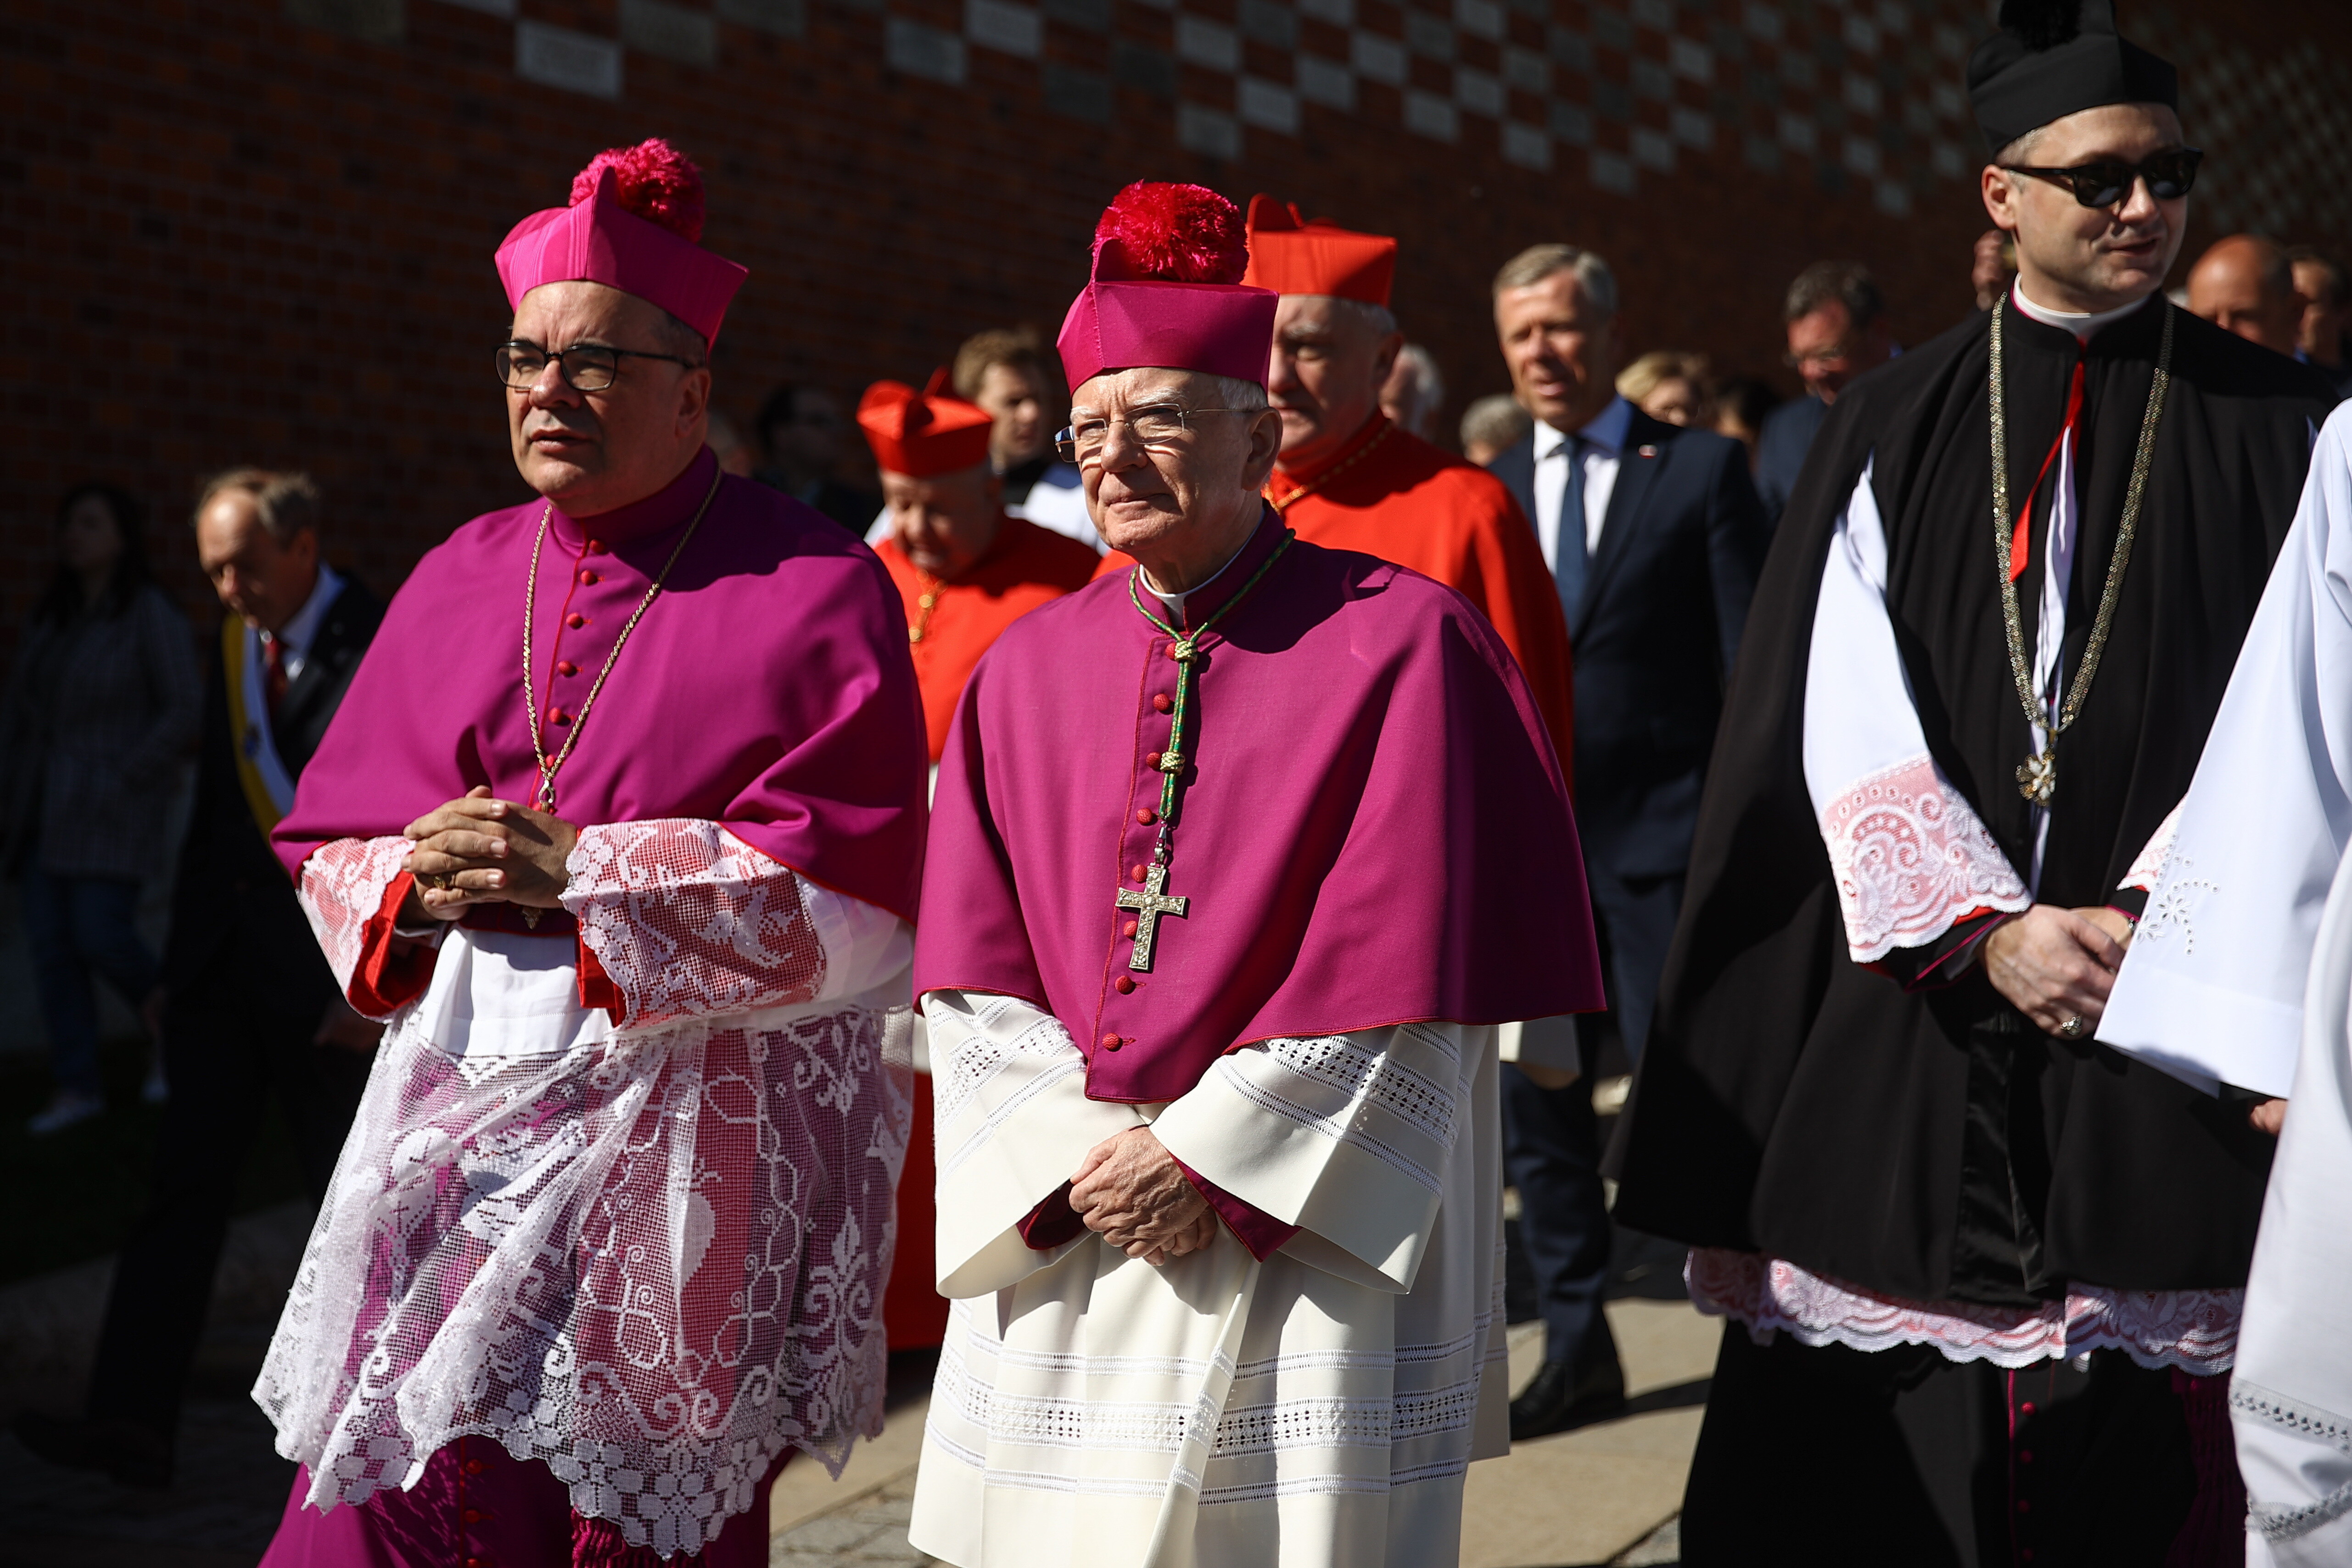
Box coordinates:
[1579,416,1666,630]
[1492,434,1539,537]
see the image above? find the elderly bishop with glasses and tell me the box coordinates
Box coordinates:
[903,182,1602,1568]
[1607,0,2341,1557]
[249,140,928,1566]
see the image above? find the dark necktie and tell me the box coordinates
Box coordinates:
[262,633,289,725]
[1552,434,1589,636]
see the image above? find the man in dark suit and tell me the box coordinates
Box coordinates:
[1488,244,1770,1438]
[1753,261,1897,524]
[13,470,382,1487]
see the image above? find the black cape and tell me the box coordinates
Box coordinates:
[1610,299,2336,1302]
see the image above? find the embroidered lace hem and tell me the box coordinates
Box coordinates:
[2234,1380,2352,1541]
[256,991,914,1554]
[1817,754,2031,963]
[1687,1247,2239,1374]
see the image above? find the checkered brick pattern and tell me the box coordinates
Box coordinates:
[887,0,1994,210]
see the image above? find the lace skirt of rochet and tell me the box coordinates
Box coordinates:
[1687,1248,2241,1374]
[258,831,914,1556]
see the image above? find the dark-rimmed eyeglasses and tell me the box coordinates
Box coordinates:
[1055,405,1254,464]
[2000,147,2203,209]
[496,341,704,392]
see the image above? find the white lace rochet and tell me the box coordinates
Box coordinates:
[1687,1248,2240,1375]
[258,821,913,1555]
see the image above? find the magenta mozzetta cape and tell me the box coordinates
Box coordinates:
[918,511,1603,1102]
[274,448,927,918]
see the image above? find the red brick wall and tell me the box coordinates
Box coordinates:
[4,0,2348,647]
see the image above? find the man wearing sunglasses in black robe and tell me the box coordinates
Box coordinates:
[1608,1,2339,1560]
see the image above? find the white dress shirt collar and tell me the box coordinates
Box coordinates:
[265,563,344,666]
[1533,395,1633,461]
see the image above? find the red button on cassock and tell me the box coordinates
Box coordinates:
[462,1509,483,1524]
[1100,1033,1119,1049]
[1136,809,1156,825]
[1115,976,1136,993]
[580,570,600,585]
[1131,864,1148,883]
[549,707,572,725]
[585,538,607,554]
[566,613,587,629]
[2020,1401,2036,1416]
[1167,645,1182,661]
[464,1460,487,1475]
[1146,752,1162,769]
[1122,919,1139,938]
[557,660,579,677]
[1152,694,1172,713]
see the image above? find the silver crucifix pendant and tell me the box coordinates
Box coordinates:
[1114,863,1190,972]
[2016,750,2056,806]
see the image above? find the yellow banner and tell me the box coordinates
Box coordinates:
[221,617,285,837]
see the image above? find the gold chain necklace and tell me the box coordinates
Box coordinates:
[1990,295,2173,806]
[1264,420,1392,513]
[521,464,722,816]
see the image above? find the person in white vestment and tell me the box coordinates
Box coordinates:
[2102,403,2352,1566]
[904,180,1603,1568]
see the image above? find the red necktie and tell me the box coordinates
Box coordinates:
[262,634,289,724]
[2009,354,2087,584]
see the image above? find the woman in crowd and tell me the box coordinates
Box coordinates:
[1,483,200,1135]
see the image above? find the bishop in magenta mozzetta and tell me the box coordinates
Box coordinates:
[903,180,1604,1568]
[251,139,930,1566]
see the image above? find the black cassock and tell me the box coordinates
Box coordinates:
[1609,299,2335,1563]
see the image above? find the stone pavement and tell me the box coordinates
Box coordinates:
[767,1296,1719,1568]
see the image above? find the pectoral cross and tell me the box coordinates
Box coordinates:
[1114,862,1189,972]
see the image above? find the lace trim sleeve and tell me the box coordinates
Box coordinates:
[296,836,432,1018]
[560,819,853,1030]
[1819,755,2033,963]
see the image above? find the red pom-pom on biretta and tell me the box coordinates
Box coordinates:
[570,138,706,243]
[1091,182,1249,284]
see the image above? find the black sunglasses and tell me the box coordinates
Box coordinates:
[2000,147,2203,208]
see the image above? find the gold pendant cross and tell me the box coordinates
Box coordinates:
[1114,863,1189,972]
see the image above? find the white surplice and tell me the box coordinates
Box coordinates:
[2098,404,2352,1098]
[906,991,1508,1568]
[2088,403,2352,1563]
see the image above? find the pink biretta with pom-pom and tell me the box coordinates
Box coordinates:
[1055,181,1278,392]
[494,139,748,347]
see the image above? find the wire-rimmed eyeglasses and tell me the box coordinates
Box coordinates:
[496,341,705,392]
[1055,405,1255,464]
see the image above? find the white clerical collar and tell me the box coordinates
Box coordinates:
[1138,534,1248,621]
[2011,282,2155,343]
[1533,396,1633,461]
[263,562,343,662]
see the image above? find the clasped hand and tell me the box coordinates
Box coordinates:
[1984,903,2285,1134]
[1068,1126,1217,1267]
[399,785,579,924]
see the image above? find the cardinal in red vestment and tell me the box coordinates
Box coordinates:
[857,372,1097,1350]
[1102,197,1575,777]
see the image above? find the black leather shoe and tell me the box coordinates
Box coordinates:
[11,1411,173,1489]
[1509,1356,1629,1440]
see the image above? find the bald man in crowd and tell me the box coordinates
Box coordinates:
[2187,232,2304,356]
